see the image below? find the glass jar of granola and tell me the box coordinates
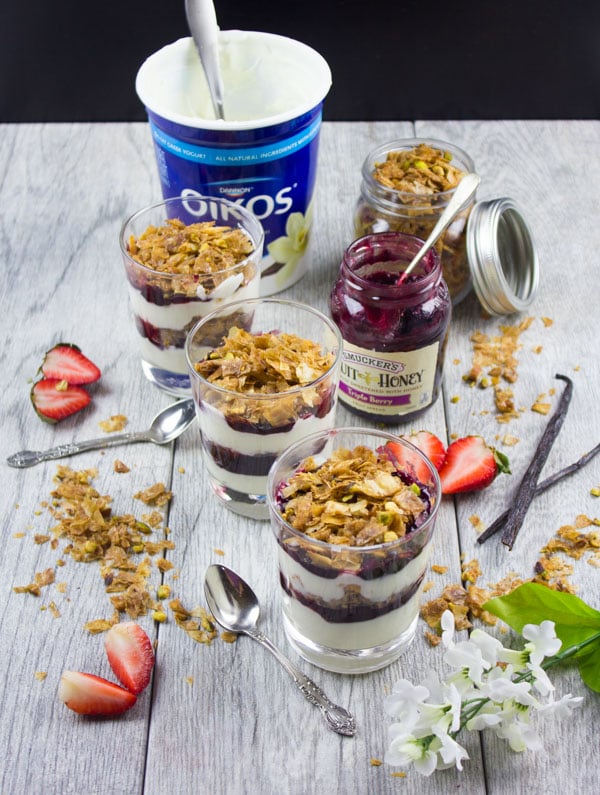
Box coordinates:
[329,232,451,424]
[354,138,475,304]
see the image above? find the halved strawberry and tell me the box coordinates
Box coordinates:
[41,343,101,385]
[438,435,510,494]
[104,622,154,695]
[30,378,91,423]
[385,431,447,483]
[58,671,137,715]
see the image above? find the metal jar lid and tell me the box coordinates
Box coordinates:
[466,197,539,315]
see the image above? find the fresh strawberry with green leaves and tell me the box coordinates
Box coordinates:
[30,378,91,423]
[58,671,137,715]
[41,343,101,385]
[438,435,510,494]
[385,430,447,483]
[104,622,155,695]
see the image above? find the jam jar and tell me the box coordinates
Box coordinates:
[329,232,451,424]
[354,138,475,305]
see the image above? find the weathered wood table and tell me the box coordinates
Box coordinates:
[1,120,598,795]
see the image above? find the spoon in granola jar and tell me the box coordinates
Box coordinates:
[398,172,480,284]
[204,564,357,737]
[6,398,196,468]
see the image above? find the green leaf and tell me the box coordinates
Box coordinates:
[577,648,600,693]
[483,582,600,650]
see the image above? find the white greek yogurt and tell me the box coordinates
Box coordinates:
[199,405,334,494]
[130,277,260,374]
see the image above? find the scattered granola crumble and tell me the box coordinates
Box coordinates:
[462,317,535,422]
[134,482,173,507]
[114,459,130,473]
[99,414,128,433]
[169,599,219,645]
[501,434,520,447]
[469,515,484,533]
[34,672,47,681]
[541,317,553,327]
[431,564,448,574]
[277,446,429,545]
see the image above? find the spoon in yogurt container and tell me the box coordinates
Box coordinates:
[204,564,357,737]
[6,398,196,468]
[398,171,480,284]
[185,0,226,120]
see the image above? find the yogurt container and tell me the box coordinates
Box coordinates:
[135,32,332,296]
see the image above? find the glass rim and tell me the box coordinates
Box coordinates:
[118,195,265,279]
[266,425,442,553]
[185,297,343,398]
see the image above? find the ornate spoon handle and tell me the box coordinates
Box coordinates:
[6,431,151,468]
[247,628,356,737]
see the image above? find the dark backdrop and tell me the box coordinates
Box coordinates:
[1,0,598,122]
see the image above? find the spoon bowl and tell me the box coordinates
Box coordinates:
[6,398,196,468]
[204,564,356,736]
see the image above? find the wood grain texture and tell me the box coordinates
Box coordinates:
[0,120,598,795]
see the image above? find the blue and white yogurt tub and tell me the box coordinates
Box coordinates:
[136,32,332,295]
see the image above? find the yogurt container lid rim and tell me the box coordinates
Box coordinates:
[136,33,332,132]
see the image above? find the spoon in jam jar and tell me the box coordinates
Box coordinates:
[398,171,480,284]
[204,564,357,737]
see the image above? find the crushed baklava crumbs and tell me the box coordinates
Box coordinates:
[278,446,428,546]
[421,513,600,643]
[11,465,231,646]
[373,143,465,197]
[461,316,561,423]
[99,414,128,433]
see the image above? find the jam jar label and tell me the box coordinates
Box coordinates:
[339,342,439,416]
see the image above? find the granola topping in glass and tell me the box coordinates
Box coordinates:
[278,445,429,546]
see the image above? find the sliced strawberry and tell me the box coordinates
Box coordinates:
[438,435,511,494]
[385,431,447,483]
[58,671,137,715]
[41,343,101,385]
[30,378,91,423]
[104,622,154,695]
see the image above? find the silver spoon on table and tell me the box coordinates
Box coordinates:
[6,398,196,468]
[398,171,481,284]
[204,564,357,737]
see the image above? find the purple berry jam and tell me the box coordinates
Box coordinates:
[329,232,451,423]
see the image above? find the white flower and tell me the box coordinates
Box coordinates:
[482,671,539,707]
[444,639,491,685]
[466,704,502,731]
[469,628,504,666]
[537,692,584,719]
[267,204,313,287]
[432,727,470,771]
[386,726,437,776]
[384,678,430,726]
[522,620,562,665]
[526,662,555,696]
[495,716,544,752]
[441,609,455,647]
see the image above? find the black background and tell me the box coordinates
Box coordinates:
[1,0,598,122]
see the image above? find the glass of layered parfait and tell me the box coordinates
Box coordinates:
[186,298,342,519]
[267,427,441,673]
[120,196,264,395]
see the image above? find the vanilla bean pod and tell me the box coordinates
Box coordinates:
[500,373,574,550]
[477,441,600,544]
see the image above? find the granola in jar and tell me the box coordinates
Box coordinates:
[354,139,475,303]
